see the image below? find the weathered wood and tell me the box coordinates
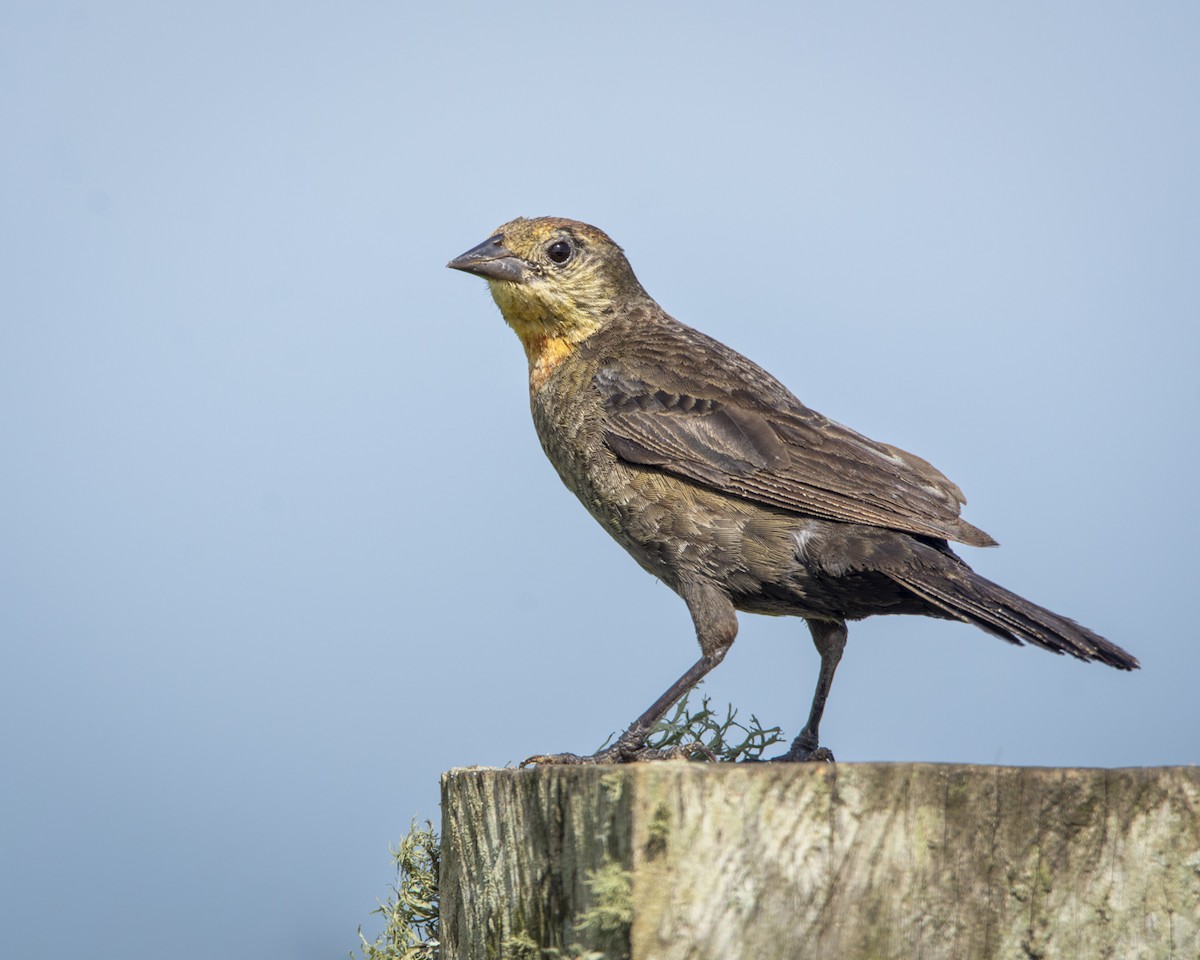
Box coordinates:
[440,763,1200,960]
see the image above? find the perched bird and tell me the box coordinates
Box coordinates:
[447,216,1138,763]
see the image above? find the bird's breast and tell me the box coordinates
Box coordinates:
[528,372,807,595]
[522,334,576,396]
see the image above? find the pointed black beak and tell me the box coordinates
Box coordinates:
[447,234,528,283]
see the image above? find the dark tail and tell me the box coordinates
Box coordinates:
[889,552,1140,671]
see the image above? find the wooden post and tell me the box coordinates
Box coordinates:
[440,763,1199,960]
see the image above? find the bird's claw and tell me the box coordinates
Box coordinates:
[520,751,595,767]
[767,730,836,763]
[521,734,708,767]
[781,745,835,763]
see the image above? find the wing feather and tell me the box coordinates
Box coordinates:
[592,324,996,547]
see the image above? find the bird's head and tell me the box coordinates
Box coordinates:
[447,217,649,355]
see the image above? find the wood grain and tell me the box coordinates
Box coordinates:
[440,764,1200,960]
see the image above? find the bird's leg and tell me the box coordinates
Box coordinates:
[521,654,726,766]
[774,619,847,762]
[523,582,737,766]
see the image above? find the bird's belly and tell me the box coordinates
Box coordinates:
[539,428,803,596]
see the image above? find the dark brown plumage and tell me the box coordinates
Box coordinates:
[447,216,1139,763]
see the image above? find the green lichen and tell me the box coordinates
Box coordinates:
[352,820,440,960]
[599,691,785,762]
[502,930,607,960]
[500,931,540,959]
[599,770,626,803]
[575,858,634,939]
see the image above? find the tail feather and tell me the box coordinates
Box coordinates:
[889,558,1140,671]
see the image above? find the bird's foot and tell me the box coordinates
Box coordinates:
[521,731,707,767]
[767,730,836,763]
[520,751,600,767]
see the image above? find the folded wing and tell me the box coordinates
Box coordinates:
[595,335,997,548]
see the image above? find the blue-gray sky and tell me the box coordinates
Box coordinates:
[2,3,1197,957]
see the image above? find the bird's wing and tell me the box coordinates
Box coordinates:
[594,348,997,548]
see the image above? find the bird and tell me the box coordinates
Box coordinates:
[447,216,1139,764]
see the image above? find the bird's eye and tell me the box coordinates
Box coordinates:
[546,239,573,265]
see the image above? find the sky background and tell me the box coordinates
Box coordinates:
[2,3,1198,957]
